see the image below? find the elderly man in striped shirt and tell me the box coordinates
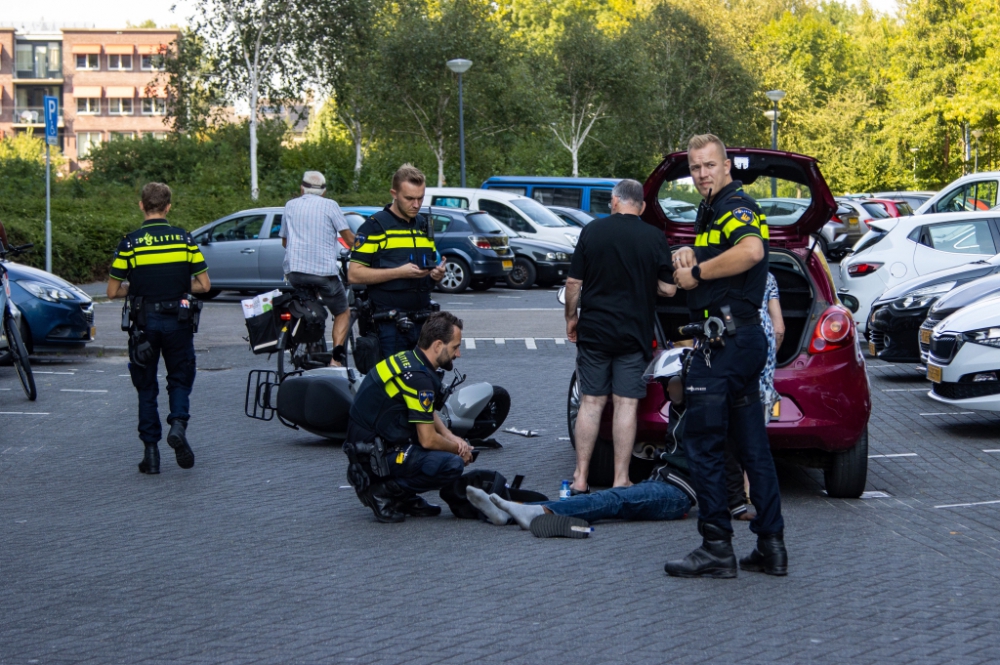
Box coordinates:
[280,171,356,364]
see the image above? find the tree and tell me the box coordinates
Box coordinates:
[161,29,227,135]
[187,0,305,199]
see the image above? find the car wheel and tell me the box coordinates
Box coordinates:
[438,257,471,293]
[566,371,615,488]
[470,278,496,292]
[505,257,536,290]
[824,426,869,498]
[197,289,221,300]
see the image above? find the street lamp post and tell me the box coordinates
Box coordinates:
[764,89,785,197]
[972,130,984,173]
[446,58,473,188]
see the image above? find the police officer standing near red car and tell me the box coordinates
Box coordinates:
[664,134,787,578]
[107,182,212,475]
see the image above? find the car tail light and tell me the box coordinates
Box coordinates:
[847,262,883,276]
[809,307,854,354]
[469,235,492,249]
[338,237,351,249]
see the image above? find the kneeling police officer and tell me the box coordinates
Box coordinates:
[344,311,473,523]
[107,182,211,475]
[664,134,787,578]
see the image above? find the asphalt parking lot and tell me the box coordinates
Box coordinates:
[3,283,1000,665]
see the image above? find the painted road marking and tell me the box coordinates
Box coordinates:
[60,389,108,393]
[936,499,1000,509]
[34,371,75,375]
[983,449,1000,453]
[0,412,50,416]
[882,389,928,392]
[920,412,976,416]
[495,338,505,345]
[555,338,566,345]
[465,338,476,350]
[869,453,918,458]
[525,338,537,350]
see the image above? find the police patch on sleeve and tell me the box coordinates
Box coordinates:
[733,207,754,223]
[418,390,435,411]
[353,234,366,249]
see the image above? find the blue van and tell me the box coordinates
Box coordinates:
[481,176,621,217]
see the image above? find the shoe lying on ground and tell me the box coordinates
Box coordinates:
[528,514,592,539]
[166,420,195,469]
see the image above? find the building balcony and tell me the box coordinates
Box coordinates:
[12,106,65,127]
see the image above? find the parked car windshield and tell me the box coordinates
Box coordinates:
[659,177,812,227]
[757,198,808,226]
[510,198,570,227]
[893,201,914,216]
[862,202,891,219]
[467,212,506,234]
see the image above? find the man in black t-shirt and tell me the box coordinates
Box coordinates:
[564,179,675,492]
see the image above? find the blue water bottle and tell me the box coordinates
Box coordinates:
[560,480,571,501]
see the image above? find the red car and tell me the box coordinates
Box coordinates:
[566,148,873,498]
[862,198,915,219]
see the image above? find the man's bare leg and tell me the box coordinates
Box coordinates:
[611,395,638,487]
[330,309,351,366]
[573,393,607,491]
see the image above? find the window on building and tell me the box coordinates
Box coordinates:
[76,98,101,115]
[148,132,169,140]
[77,132,103,159]
[141,54,165,71]
[15,44,33,72]
[76,54,100,70]
[110,132,136,141]
[141,98,166,115]
[109,98,134,115]
[108,54,133,70]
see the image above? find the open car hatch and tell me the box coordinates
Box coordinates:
[641,148,837,249]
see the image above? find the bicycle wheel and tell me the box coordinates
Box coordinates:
[5,313,36,401]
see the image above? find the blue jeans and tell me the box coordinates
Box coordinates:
[377,320,422,359]
[128,312,196,444]
[537,479,692,523]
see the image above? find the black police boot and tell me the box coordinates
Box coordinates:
[357,482,406,523]
[138,443,160,474]
[166,419,195,470]
[395,494,442,517]
[740,532,788,576]
[664,522,738,579]
[343,442,372,492]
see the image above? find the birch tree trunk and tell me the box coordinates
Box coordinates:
[249,85,259,200]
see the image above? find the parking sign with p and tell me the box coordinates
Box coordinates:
[43,95,59,147]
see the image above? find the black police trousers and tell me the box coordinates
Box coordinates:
[345,421,465,495]
[682,324,784,536]
[128,312,196,445]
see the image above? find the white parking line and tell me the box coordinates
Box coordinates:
[555,338,565,345]
[936,499,1000,509]
[882,389,928,392]
[869,453,918,458]
[60,389,108,393]
[0,412,49,416]
[34,371,75,375]
[495,338,505,345]
[525,338,537,350]
[465,338,476,350]
[983,449,1000,453]
[920,412,977,416]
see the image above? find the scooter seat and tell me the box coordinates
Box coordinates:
[277,372,354,430]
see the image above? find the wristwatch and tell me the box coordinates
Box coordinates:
[691,265,702,283]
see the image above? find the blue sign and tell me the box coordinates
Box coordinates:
[43,95,59,147]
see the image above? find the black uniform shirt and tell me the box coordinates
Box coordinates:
[348,348,441,445]
[688,180,770,320]
[349,205,437,312]
[567,214,673,360]
[109,219,208,302]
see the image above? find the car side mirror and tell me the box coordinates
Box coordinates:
[200,237,211,245]
[840,293,860,313]
[557,286,566,305]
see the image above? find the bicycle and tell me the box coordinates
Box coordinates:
[0,244,37,401]
[273,283,332,380]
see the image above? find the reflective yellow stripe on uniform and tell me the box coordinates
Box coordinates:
[382,237,435,250]
[695,233,710,247]
[133,251,191,266]
[112,258,131,270]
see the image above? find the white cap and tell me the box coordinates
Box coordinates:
[302,171,326,191]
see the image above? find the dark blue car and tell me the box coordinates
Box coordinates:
[6,262,94,353]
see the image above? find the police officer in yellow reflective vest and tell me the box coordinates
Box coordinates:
[348,164,446,358]
[664,135,787,579]
[344,312,473,523]
[107,183,212,475]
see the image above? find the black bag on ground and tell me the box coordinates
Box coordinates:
[440,470,549,520]
[353,332,381,374]
[245,312,280,354]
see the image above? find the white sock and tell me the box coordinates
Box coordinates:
[490,493,545,530]
[466,487,513,526]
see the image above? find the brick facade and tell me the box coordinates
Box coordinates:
[0,28,179,169]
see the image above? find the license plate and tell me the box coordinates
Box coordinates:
[919,329,931,344]
[90,326,96,340]
[848,217,859,227]
[927,364,943,383]
[502,260,513,270]
[868,341,876,356]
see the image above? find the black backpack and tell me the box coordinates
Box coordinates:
[440,470,549,520]
[286,298,326,345]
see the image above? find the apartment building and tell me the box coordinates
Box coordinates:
[0,27,179,169]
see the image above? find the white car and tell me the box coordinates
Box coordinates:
[423,188,580,249]
[915,171,1000,214]
[926,294,1000,411]
[839,210,1000,333]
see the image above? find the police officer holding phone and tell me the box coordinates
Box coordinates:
[663,134,787,579]
[348,164,446,358]
[107,182,211,476]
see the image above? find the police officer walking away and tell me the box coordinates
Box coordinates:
[348,164,446,358]
[663,134,787,578]
[343,312,473,523]
[107,183,211,475]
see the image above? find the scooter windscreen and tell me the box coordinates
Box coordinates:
[642,346,689,383]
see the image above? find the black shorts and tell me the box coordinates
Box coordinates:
[576,345,648,399]
[286,273,349,316]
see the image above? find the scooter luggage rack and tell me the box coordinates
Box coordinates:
[245,369,279,421]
